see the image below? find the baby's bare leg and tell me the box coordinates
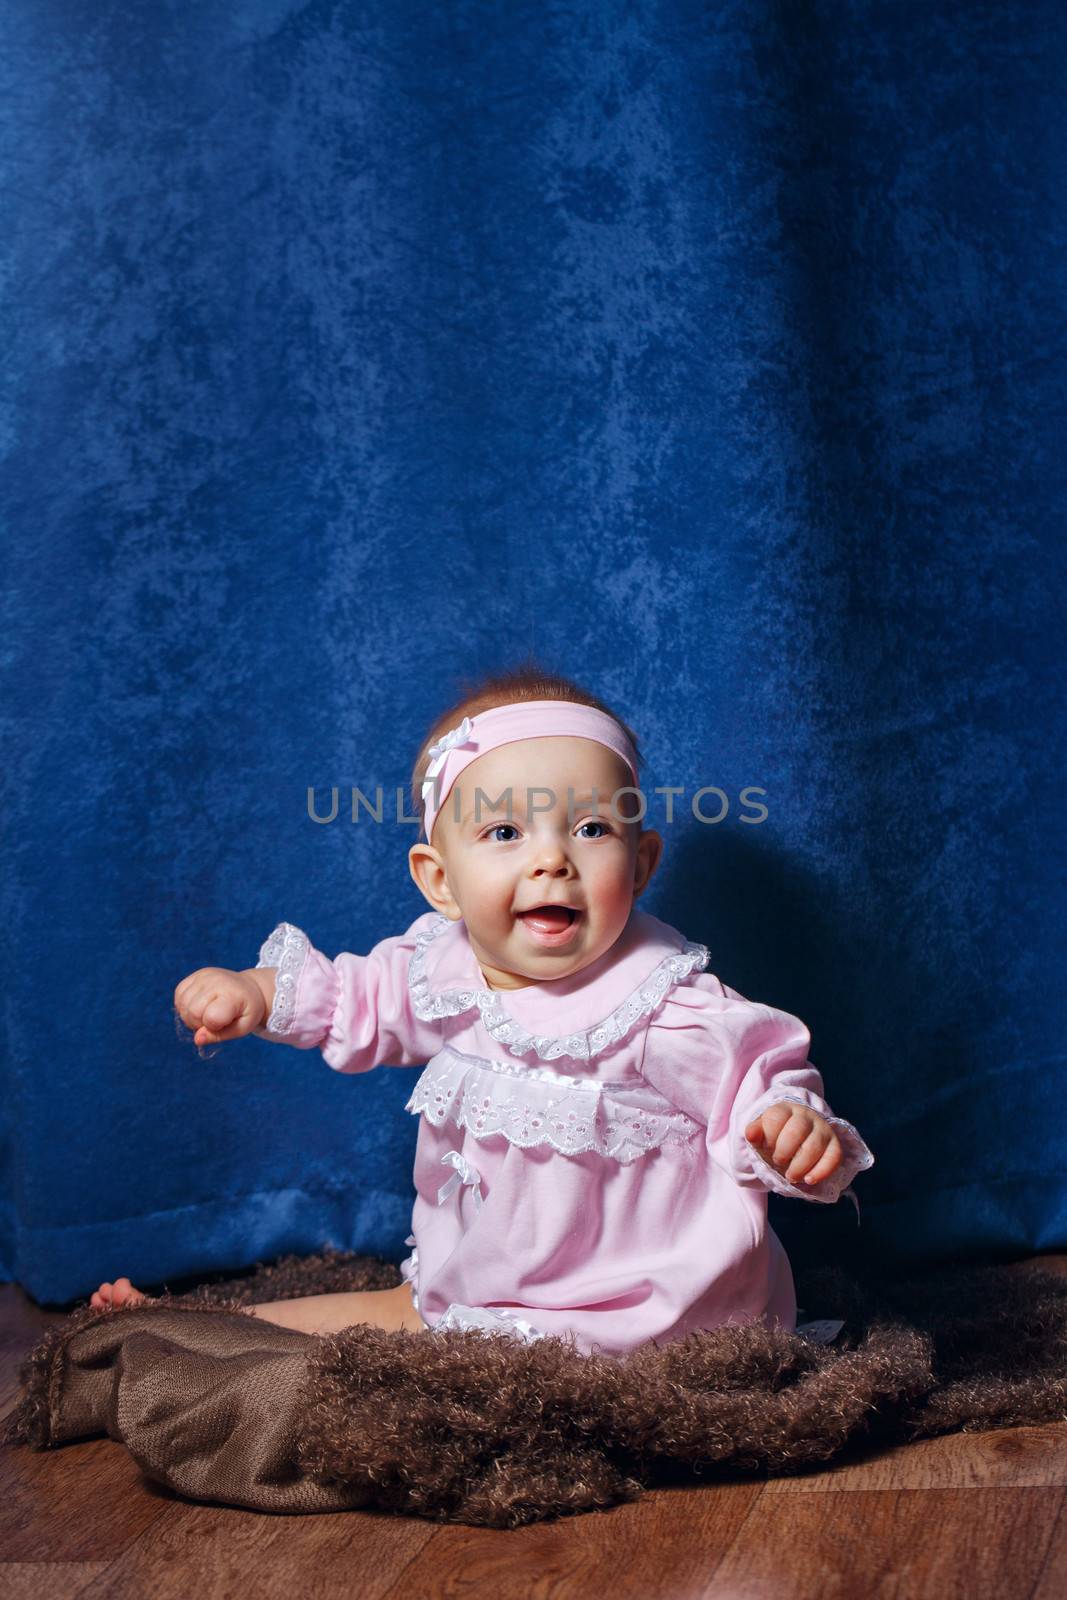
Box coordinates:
[92,1277,425,1336]
[247,1281,426,1336]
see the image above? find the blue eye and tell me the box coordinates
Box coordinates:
[484,823,520,842]
[577,820,610,839]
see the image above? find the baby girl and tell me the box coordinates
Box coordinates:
[93,671,875,1357]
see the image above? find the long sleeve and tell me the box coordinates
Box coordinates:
[251,913,444,1072]
[637,973,875,1210]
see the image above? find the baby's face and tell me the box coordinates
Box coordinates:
[409,736,662,990]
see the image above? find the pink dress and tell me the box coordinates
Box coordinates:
[253,907,875,1359]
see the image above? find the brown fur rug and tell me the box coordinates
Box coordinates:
[5,1248,1067,1528]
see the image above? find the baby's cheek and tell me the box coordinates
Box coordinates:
[596,868,638,920]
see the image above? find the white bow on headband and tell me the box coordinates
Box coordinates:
[421,715,475,808]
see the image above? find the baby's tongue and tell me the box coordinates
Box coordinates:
[520,906,572,931]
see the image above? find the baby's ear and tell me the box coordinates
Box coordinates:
[408,842,460,918]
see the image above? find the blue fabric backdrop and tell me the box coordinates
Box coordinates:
[2,0,1064,1303]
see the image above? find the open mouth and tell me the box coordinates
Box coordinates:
[516,905,582,943]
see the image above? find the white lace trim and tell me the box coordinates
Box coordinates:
[407,913,711,1062]
[400,1236,420,1313]
[255,922,311,1036]
[432,1302,547,1343]
[405,1045,702,1164]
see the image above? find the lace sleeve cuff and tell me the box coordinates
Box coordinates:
[252,922,341,1048]
[735,1090,875,1208]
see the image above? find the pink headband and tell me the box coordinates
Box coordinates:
[420,699,640,843]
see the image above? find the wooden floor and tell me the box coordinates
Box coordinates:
[3,1259,1067,1599]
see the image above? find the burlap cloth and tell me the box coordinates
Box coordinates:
[5,1248,1067,1528]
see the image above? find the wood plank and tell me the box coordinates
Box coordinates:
[0,1564,109,1599]
[1031,1491,1067,1598]
[711,1485,1065,1600]
[75,1501,437,1600]
[764,1420,1067,1492]
[0,1436,170,1563]
[380,1483,762,1599]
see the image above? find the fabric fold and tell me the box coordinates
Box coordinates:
[638,979,875,1211]
[8,1298,364,1514]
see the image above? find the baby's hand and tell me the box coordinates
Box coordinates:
[173,968,268,1047]
[744,1104,842,1185]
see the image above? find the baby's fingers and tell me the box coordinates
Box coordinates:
[194,993,254,1045]
[192,1020,241,1046]
[176,983,252,1047]
[800,1133,843,1185]
[745,1104,792,1147]
[201,992,240,1027]
[192,1019,255,1046]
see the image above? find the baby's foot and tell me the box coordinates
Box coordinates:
[90,1276,151,1311]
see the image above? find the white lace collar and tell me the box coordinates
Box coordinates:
[407,907,710,1062]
